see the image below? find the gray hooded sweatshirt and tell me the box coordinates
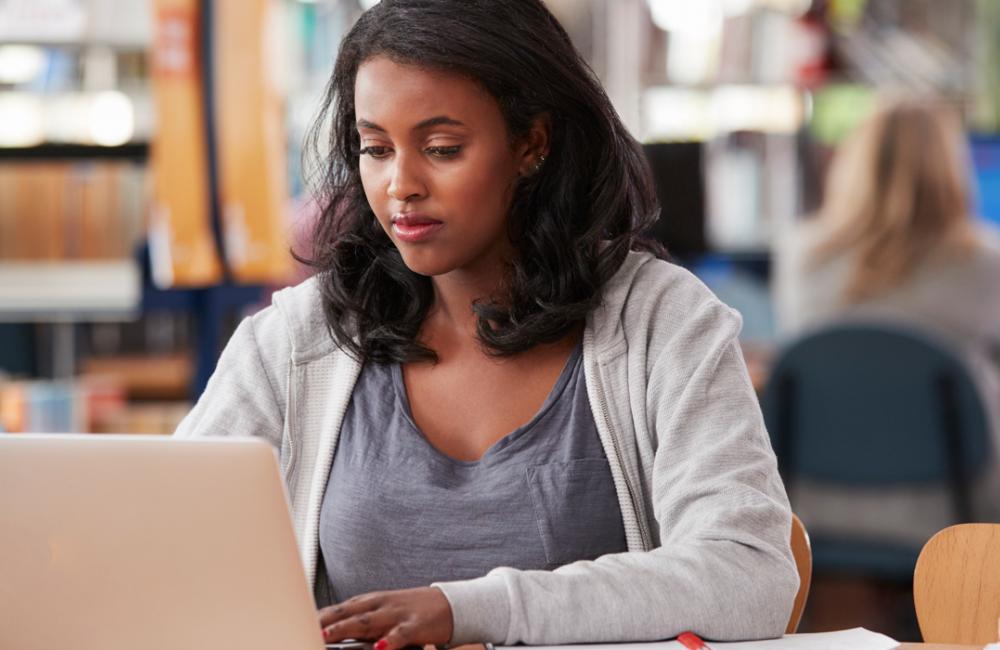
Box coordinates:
[174,251,797,645]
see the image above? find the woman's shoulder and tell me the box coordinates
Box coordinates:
[254,274,339,363]
[973,220,1000,259]
[954,221,1000,300]
[596,250,742,349]
[918,221,1000,286]
[610,250,728,305]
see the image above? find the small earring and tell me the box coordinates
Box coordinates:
[533,153,547,173]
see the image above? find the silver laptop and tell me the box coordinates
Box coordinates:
[0,434,325,650]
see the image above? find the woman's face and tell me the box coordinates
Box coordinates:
[354,56,541,279]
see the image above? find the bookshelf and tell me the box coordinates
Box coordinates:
[590,0,980,344]
[0,0,153,321]
[0,0,159,415]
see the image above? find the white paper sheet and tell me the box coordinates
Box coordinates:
[499,627,899,650]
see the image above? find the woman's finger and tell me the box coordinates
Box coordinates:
[318,593,384,627]
[321,608,395,643]
[375,621,415,650]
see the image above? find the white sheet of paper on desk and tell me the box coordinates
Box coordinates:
[702,628,898,650]
[499,627,898,650]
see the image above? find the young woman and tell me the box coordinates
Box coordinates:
[775,96,1000,545]
[176,1,797,647]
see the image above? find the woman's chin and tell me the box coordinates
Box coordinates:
[397,250,457,278]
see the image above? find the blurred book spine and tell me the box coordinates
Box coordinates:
[214,0,293,284]
[148,0,223,288]
[0,160,147,261]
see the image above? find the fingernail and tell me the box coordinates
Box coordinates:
[374,639,388,650]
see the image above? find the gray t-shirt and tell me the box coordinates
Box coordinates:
[319,343,627,602]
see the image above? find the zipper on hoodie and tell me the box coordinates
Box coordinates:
[590,360,653,552]
[279,366,297,478]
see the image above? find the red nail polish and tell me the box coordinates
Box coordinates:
[374,639,388,650]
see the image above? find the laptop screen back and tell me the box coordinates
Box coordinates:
[0,434,324,650]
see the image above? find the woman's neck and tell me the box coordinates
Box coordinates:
[424,243,512,339]
[427,269,502,339]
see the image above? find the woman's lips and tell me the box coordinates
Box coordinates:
[391,213,444,243]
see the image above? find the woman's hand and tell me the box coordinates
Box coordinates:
[318,586,454,650]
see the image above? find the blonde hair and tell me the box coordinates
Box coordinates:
[811,95,977,303]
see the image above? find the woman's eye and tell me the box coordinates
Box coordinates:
[359,146,391,159]
[427,145,462,159]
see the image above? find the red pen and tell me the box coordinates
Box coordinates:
[678,631,711,650]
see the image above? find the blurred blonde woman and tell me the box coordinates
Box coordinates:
[775,95,1000,544]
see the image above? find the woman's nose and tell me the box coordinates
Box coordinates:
[387,154,427,202]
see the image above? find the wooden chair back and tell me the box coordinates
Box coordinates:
[914,523,1000,644]
[787,513,812,634]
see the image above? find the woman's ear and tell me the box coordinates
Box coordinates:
[517,113,552,177]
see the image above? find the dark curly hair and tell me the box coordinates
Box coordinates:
[299,0,661,363]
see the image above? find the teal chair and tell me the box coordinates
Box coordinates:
[761,322,991,580]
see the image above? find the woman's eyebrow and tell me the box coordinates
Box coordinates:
[356,119,385,132]
[356,116,466,132]
[414,116,465,130]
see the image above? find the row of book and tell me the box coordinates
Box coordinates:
[0,378,125,433]
[0,161,148,261]
[0,377,189,434]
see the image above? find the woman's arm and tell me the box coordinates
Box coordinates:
[173,308,288,449]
